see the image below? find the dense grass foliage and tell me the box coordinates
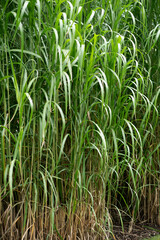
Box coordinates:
[0,0,160,239]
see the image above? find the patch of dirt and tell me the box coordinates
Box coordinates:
[113,223,160,240]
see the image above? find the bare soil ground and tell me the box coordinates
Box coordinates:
[113,223,160,240]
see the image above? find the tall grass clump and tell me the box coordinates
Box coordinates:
[0,0,160,239]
